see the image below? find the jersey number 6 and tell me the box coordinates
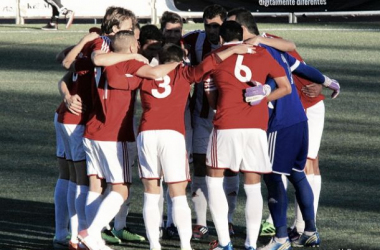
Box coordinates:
[234,55,252,82]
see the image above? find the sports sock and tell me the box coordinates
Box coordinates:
[191,176,208,226]
[172,195,192,250]
[313,175,322,221]
[54,178,70,241]
[265,175,287,226]
[88,191,124,241]
[85,191,103,226]
[75,185,89,232]
[263,174,288,238]
[67,181,79,243]
[165,188,173,227]
[223,175,239,224]
[244,183,262,249]
[206,176,230,246]
[288,171,316,232]
[158,180,165,228]
[114,198,130,231]
[294,174,314,232]
[143,193,161,250]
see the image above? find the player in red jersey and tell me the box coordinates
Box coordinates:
[77,30,182,250]
[205,21,292,250]
[135,42,252,250]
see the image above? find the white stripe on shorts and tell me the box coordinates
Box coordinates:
[268,131,277,165]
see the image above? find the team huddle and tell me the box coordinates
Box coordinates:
[52,4,340,250]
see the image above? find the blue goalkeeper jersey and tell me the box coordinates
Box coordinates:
[260,44,307,132]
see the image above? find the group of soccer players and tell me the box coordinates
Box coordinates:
[52,4,340,250]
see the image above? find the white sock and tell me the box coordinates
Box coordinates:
[85,191,103,227]
[158,180,165,228]
[172,195,192,249]
[54,179,70,241]
[223,175,239,224]
[294,174,314,232]
[114,198,130,231]
[191,176,208,227]
[88,191,124,240]
[143,193,161,250]
[244,183,262,249]
[206,176,230,246]
[67,181,78,243]
[165,188,173,227]
[313,175,322,221]
[75,185,89,232]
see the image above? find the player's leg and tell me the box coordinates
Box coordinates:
[312,156,322,221]
[44,0,74,28]
[168,181,192,250]
[42,0,59,30]
[191,153,209,240]
[223,169,239,237]
[244,172,262,250]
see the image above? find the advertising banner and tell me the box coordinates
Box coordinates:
[173,0,380,12]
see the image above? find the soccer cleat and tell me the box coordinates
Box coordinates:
[52,237,69,249]
[78,230,105,250]
[192,225,209,240]
[69,241,78,250]
[112,227,145,242]
[258,237,291,250]
[42,22,58,31]
[287,227,301,242]
[65,10,75,29]
[260,220,276,237]
[291,232,320,248]
[209,240,234,250]
[165,223,179,239]
[228,223,235,237]
[101,229,121,244]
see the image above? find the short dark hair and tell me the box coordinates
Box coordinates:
[219,20,243,42]
[203,4,227,21]
[160,11,183,31]
[112,30,136,52]
[228,7,259,35]
[139,24,164,47]
[158,43,184,64]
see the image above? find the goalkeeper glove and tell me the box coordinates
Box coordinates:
[323,76,340,99]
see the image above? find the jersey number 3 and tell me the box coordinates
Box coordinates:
[152,75,171,98]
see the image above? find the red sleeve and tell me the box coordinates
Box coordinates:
[105,61,144,90]
[182,54,217,83]
[74,58,93,72]
[91,36,111,53]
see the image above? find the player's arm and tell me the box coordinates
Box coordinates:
[204,76,218,110]
[301,83,323,98]
[62,32,100,70]
[267,76,292,102]
[58,72,83,115]
[246,36,296,52]
[92,52,149,67]
[56,45,74,64]
[135,62,180,79]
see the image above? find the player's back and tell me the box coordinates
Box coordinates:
[211,44,284,131]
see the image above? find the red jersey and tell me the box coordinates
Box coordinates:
[263,33,325,109]
[57,36,112,125]
[139,54,220,136]
[84,60,144,142]
[211,43,286,131]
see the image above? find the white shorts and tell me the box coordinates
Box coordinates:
[305,101,325,159]
[83,138,133,184]
[206,128,272,173]
[137,130,190,183]
[60,123,86,162]
[54,113,65,159]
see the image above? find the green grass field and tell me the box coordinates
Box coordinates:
[0,21,379,250]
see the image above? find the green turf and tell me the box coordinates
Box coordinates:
[0,22,379,250]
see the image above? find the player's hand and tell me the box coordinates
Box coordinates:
[245,83,271,106]
[302,83,323,97]
[323,76,340,99]
[244,36,261,46]
[82,32,100,43]
[134,54,149,64]
[234,44,256,55]
[64,94,83,115]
